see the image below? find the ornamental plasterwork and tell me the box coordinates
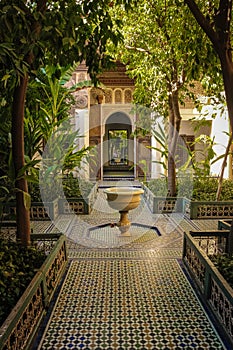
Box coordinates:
[105,89,113,104]
[73,90,88,109]
[115,89,122,103]
[124,89,132,103]
[90,87,105,105]
[90,87,133,104]
[78,72,86,82]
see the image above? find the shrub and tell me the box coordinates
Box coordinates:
[147,175,194,198]
[0,239,46,326]
[191,177,218,201]
[147,177,233,201]
[210,254,233,288]
[191,178,233,201]
[177,173,194,198]
[29,183,59,202]
[220,180,233,200]
[62,174,95,198]
[146,178,168,197]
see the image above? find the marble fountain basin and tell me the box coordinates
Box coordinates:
[104,187,144,236]
[104,187,144,211]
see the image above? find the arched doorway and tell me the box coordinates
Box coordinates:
[103,112,134,179]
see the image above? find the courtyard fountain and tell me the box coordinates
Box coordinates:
[104,187,144,236]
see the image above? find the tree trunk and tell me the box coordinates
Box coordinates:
[219,60,233,248]
[216,133,232,201]
[167,91,182,196]
[219,55,233,134]
[184,0,233,255]
[167,95,176,196]
[167,154,176,196]
[184,0,233,132]
[12,75,31,246]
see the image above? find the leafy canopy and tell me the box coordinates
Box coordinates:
[0,0,134,84]
[112,0,222,113]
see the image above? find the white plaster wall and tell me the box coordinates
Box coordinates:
[150,106,225,178]
[151,116,164,178]
[74,108,89,178]
[199,105,229,177]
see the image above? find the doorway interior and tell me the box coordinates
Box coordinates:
[103,113,134,179]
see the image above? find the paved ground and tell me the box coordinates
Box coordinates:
[31,184,228,349]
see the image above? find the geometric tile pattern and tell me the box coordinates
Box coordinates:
[170,213,219,232]
[67,249,182,260]
[86,224,160,248]
[28,191,220,251]
[192,218,219,231]
[67,224,160,250]
[64,201,185,249]
[30,220,53,233]
[38,258,226,349]
[14,186,227,349]
[66,216,183,251]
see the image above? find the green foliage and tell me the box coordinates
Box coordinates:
[190,178,233,201]
[110,0,222,196]
[24,108,44,160]
[62,174,95,198]
[176,171,194,198]
[0,64,85,207]
[147,175,193,198]
[26,65,93,201]
[191,177,218,200]
[181,134,216,177]
[27,183,41,202]
[147,178,168,197]
[0,151,39,220]
[29,64,93,169]
[0,0,133,86]
[27,64,83,144]
[0,175,12,222]
[112,0,221,112]
[150,122,168,171]
[28,183,57,202]
[147,177,233,201]
[219,180,233,201]
[0,0,134,241]
[0,83,13,177]
[210,254,233,288]
[39,119,92,202]
[0,238,46,326]
[26,174,95,202]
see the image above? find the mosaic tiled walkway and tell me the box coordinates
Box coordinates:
[36,252,226,349]
[33,184,228,349]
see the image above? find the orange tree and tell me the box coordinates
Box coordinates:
[184,0,233,255]
[184,1,233,132]
[0,0,133,246]
[112,0,221,195]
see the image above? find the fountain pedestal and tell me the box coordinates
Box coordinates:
[118,211,131,236]
[104,187,144,236]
